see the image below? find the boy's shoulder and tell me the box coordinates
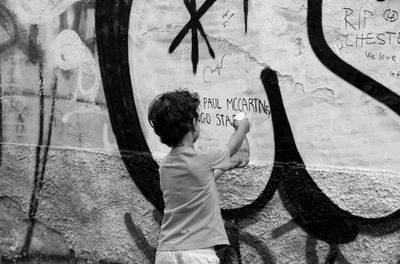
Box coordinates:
[160,145,228,163]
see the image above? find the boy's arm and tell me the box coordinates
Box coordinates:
[226,118,250,157]
[213,159,249,181]
[213,169,225,180]
[214,118,250,181]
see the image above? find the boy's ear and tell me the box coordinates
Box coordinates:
[190,118,198,131]
[187,120,194,130]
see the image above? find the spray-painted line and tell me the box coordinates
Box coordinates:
[124,213,156,263]
[261,68,359,245]
[125,211,275,264]
[0,61,2,166]
[96,0,164,213]
[21,70,57,255]
[244,0,249,33]
[232,217,242,264]
[21,60,45,254]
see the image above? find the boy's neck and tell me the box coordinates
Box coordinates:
[174,131,195,149]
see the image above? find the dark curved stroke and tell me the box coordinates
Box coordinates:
[96,0,280,220]
[307,0,400,236]
[95,0,164,212]
[261,68,358,244]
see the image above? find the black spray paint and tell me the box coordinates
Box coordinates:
[261,68,359,245]
[95,0,164,213]
[27,25,43,64]
[0,60,2,166]
[22,70,58,255]
[124,211,276,264]
[124,213,157,263]
[243,0,249,33]
[59,0,96,53]
[169,0,216,73]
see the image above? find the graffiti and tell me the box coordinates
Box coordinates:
[124,213,157,263]
[202,54,225,83]
[222,10,236,27]
[0,4,18,51]
[96,0,164,214]
[0,196,73,263]
[309,0,400,120]
[0,67,2,165]
[124,211,275,264]
[219,218,276,264]
[97,0,278,221]
[383,9,398,22]
[243,0,249,33]
[261,67,357,245]
[341,6,400,47]
[198,96,270,127]
[61,106,118,152]
[0,0,104,261]
[342,8,373,30]
[305,236,350,264]
[50,29,100,102]
[1,0,400,262]
[169,0,251,72]
[7,0,82,24]
[0,3,19,165]
[97,0,400,262]
[169,0,216,73]
[22,69,57,255]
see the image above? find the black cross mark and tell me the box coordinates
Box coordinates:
[169,0,216,74]
[244,0,248,33]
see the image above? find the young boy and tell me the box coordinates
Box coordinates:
[148,89,250,264]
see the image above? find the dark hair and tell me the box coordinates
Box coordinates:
[148,89,200,147]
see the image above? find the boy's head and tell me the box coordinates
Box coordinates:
[148,89,200,147]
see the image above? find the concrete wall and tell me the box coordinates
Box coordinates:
[1,0,400,263]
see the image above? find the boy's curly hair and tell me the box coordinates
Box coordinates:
[148,89,200,147]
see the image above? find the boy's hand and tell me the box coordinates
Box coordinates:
[229,156,249,169]
[233,118,250,133]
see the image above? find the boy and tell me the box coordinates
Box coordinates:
[148,89,250,264]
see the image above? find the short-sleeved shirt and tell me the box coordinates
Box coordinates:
[157,145,231,251]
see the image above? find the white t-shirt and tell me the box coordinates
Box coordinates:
[158,145,231,250]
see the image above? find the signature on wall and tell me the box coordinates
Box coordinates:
[202,55,225,83]
[222,10,236,27]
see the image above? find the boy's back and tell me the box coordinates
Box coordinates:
[158,145,230,250]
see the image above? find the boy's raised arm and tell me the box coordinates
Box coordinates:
[226,118,250,157]
[213,117,250,181]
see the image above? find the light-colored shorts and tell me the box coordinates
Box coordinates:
[155,247,220,264]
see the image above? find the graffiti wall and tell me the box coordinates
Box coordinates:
[1,0,400,263]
